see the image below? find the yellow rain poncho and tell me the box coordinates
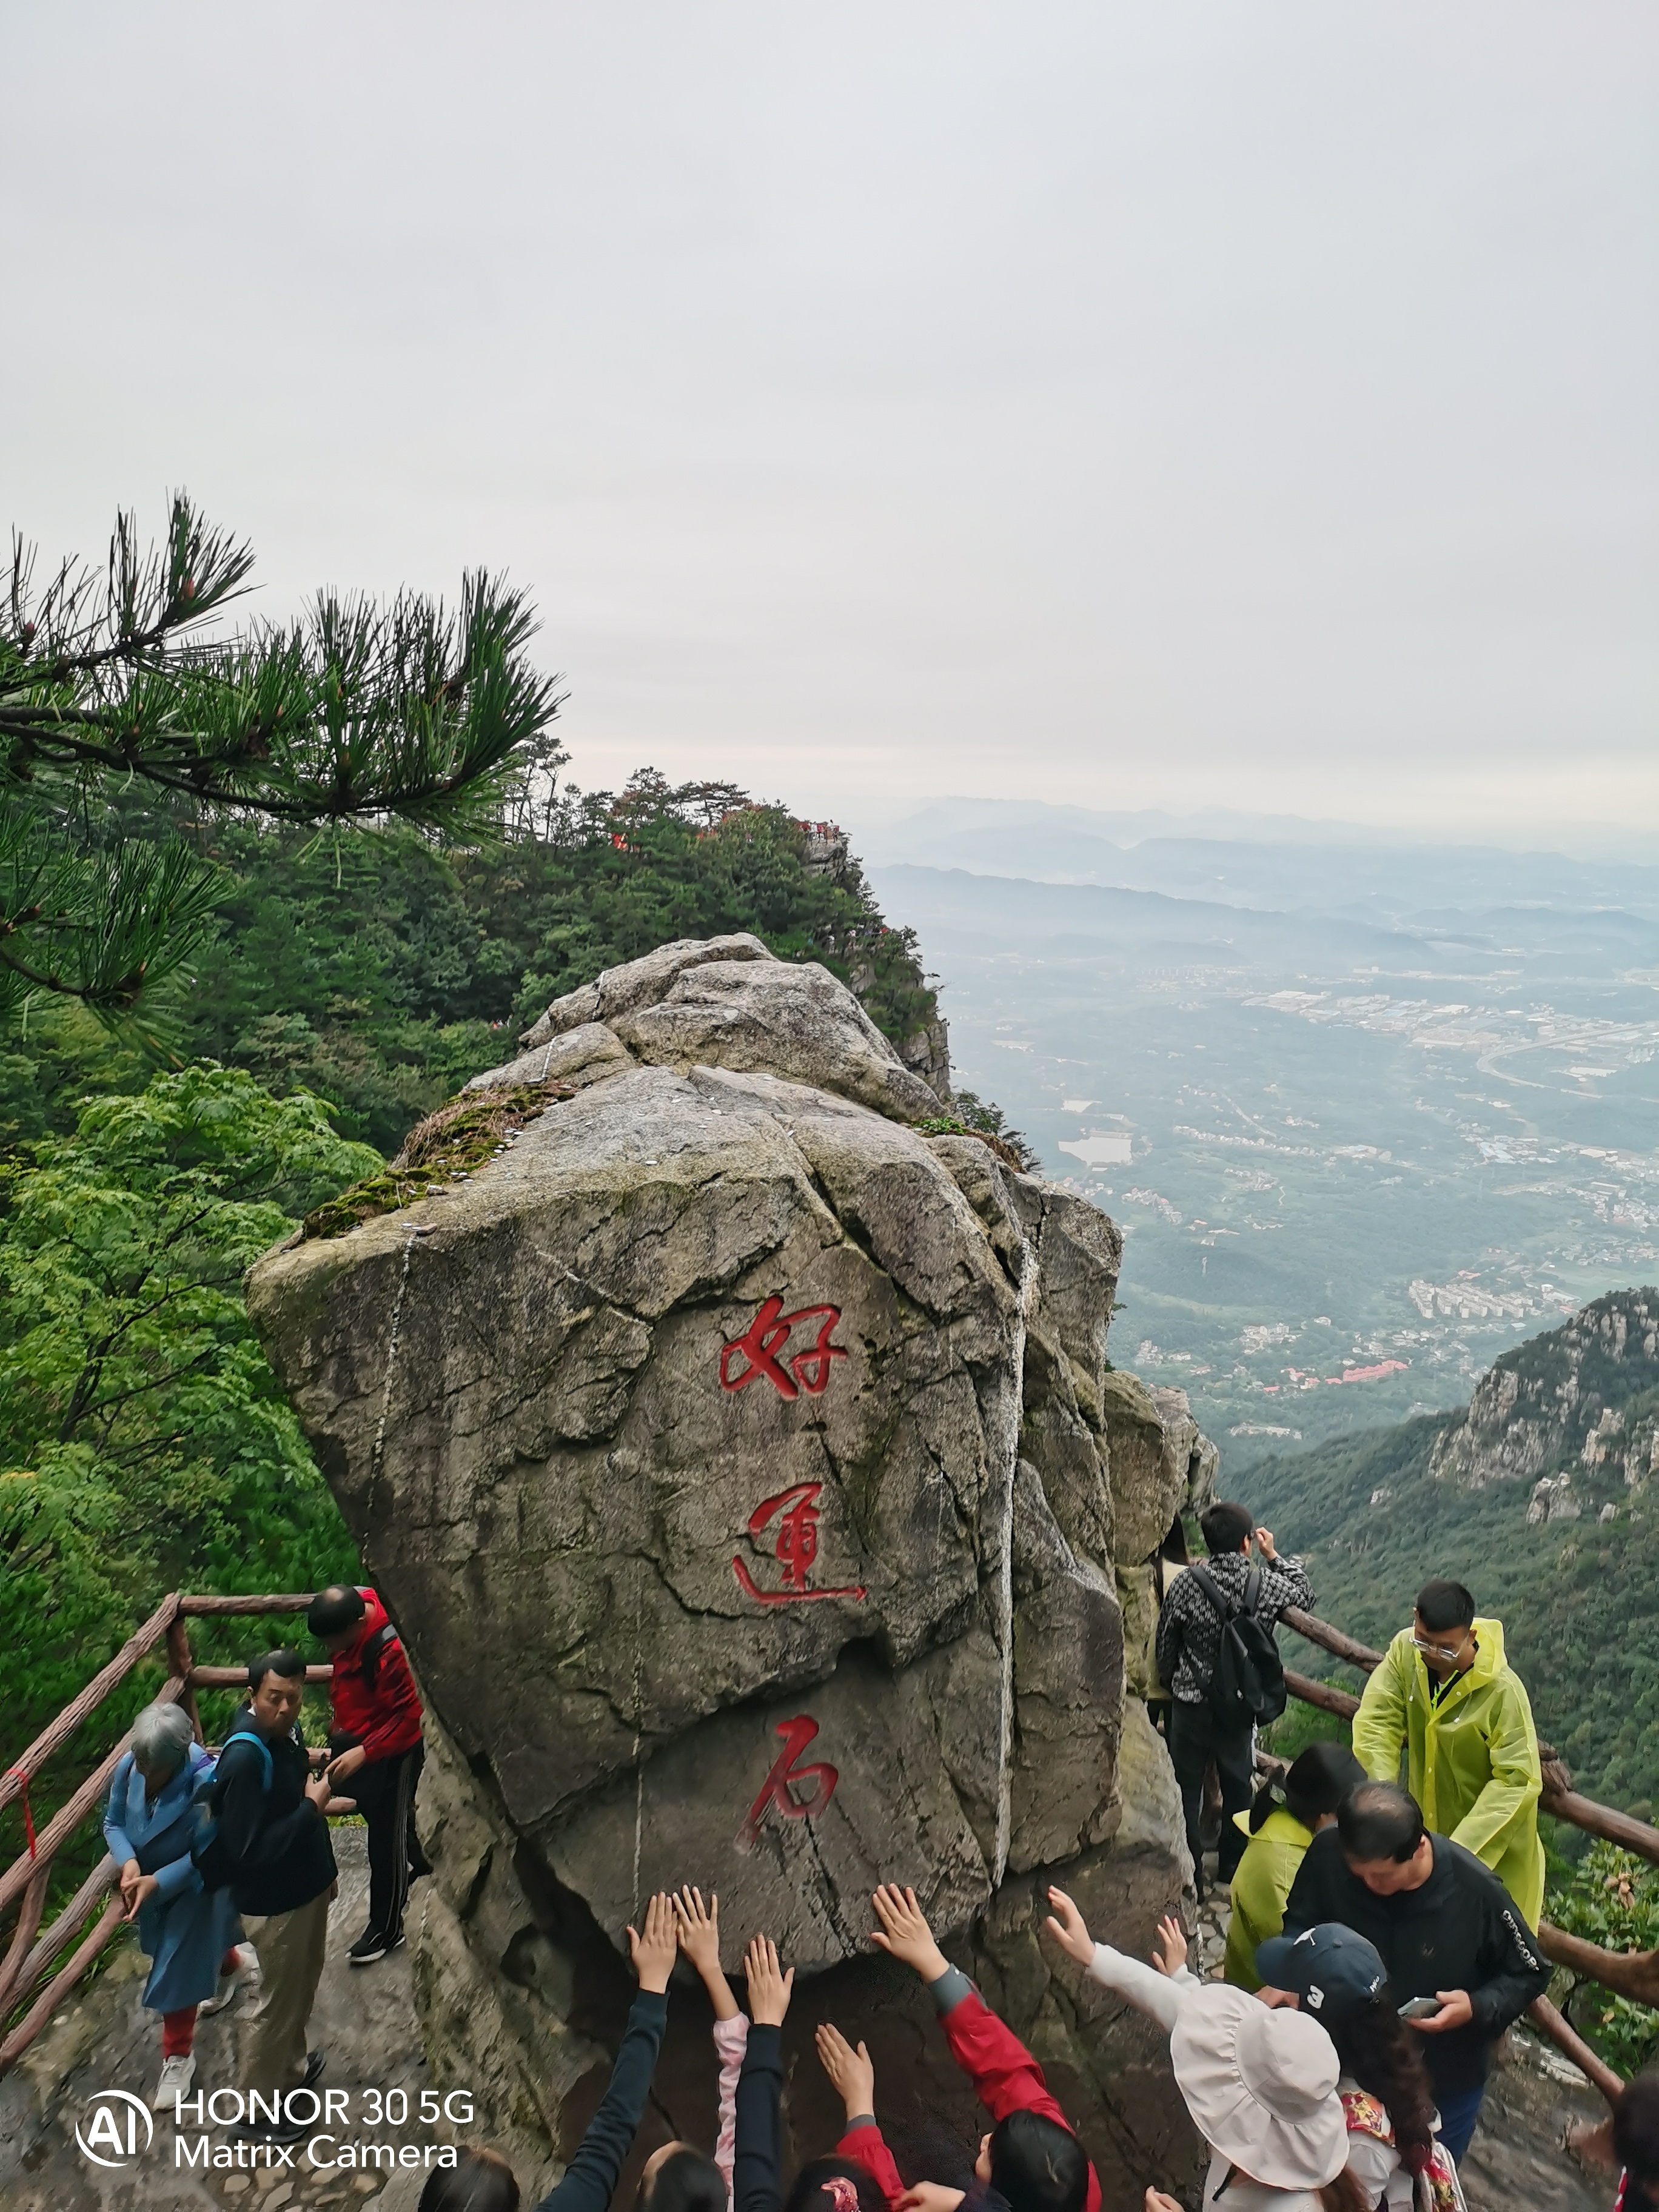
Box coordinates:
[1352,1615,1545,1929]
[1223,1805,1315,1989]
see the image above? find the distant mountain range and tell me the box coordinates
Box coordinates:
[850,795,1659,922]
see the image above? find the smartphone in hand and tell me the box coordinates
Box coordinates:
[1398,1996,1443,2020]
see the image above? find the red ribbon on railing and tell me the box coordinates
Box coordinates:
[5,1771,36,1859]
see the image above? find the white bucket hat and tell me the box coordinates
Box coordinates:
[1168,1983,1348,2191]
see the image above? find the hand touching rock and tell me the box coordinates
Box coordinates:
[870,1884,950,1983]
[629,1892,677,1993]
[816,2022,875,2120]
[745,1934,794,2026]
[1043,1886,1094,1966]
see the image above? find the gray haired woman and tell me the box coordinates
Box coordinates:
[103,1701,253,2107]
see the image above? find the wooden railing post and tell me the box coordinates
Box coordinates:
[1527,1996,1626,2105]
[165,1614,201,1742]
[0,1865,50,2019]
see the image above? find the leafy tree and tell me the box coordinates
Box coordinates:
[0,1064,378,1744]
[1,495,563,1025]
[1545,1843,1659,2073]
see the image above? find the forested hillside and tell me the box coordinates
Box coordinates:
[0,771,948,1156]
[1247,1289,1659,1822]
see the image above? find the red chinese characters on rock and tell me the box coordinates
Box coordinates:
[738,1715,839,1848]
[719,1296,848,1399]
[731,1483,866,1607]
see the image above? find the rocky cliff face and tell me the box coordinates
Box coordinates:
[1430,1289,1659,1527]
[248,937,1207,2202]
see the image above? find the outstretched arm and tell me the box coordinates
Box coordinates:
[1047,1886,1191,2033]
[675,1890,746,2202]
[734,1938,794,2212]
[819,2023,903,2207]
[532,1894,675,2212]
[675,1886,742,2019]
[874,1886,1100,2212]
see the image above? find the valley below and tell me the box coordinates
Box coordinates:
[865,808,1659,1472]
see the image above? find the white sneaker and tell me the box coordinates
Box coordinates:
[155,2053,196,2110]
[199,1943,261,2015]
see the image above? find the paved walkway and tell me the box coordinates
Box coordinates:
[0,1826,435,2212]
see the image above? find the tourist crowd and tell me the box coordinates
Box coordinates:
[102,1517,1658,2212]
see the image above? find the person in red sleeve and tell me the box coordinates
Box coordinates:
[308,1584,429,1965]
[864,1884,1097,2212]
[1614,2069,1659,2210]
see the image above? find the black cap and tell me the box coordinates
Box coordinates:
[1255,1923,1387,2020]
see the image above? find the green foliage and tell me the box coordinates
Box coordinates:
[1248,1406,1659,1819]
[1262,1695,1352,1764]
[5,773,950,1156]
[1544,1843,1659,2074]
[1,494,563,1024]
[0,1065,374,1746]
[920,1090,1038,1171]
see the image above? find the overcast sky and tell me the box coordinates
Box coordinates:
[6,5,1655,848]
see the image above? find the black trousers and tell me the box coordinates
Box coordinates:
[1168,1700,1254,1892]
[333,1737,427,1939]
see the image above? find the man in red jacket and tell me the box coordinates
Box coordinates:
[309,1586,429,1965]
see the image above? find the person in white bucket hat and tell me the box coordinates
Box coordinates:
[1168,1982,1352,2208]
[1044,1893,1460,2203]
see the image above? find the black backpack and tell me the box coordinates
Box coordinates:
[1187,1561,1288,1726]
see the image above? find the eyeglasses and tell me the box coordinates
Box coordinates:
[1408,1632,1468,1661]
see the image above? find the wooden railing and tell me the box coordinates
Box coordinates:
[0,1592,322,2075]
[1275,1605,1659,2106]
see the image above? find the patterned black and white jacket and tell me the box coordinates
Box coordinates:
[1154,1548,1315,1706]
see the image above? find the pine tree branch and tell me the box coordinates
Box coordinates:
[1,495,564,1022]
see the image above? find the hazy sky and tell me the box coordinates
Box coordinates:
[6,6,1655,845]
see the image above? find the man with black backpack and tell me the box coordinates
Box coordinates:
[1154,1501,1313,1900]
[194,1649,338,2126]
[308,1585,429,1966]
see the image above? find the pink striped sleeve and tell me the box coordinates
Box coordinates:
[712,2013,749,2201]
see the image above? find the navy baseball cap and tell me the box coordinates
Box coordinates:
[1255,1924,1387,2020]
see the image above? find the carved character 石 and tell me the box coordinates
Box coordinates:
[738,1715,839,1847]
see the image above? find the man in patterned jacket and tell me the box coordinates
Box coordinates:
[1155,1501,1313,1899]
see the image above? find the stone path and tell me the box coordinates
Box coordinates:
[0,1827,446,2212]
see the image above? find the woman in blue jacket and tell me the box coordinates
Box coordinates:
[103,1701,247,2107]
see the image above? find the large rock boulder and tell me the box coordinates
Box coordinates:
[516,933,947,1124]
[248,943,1205,2204]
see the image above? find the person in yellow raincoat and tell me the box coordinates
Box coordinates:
[1352,1578,1545,1929]
[1224,1738,1365,1988]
